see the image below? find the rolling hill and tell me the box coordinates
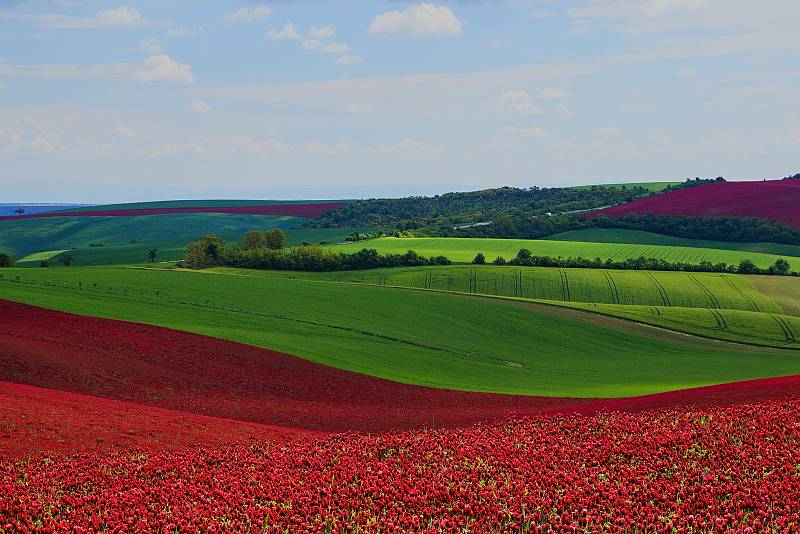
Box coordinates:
[592,179,800,228]
[1,266,798,397]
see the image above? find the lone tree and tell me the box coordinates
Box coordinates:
[516,248,533,261]
[0,252,13,267]
[738,259,757,274]
[60,252,73,266]
[240,229,268,250]
[265,228,287,250]
[771,258,791,276]
[148,248,158,263]
[185,234,225,268]
[472,252,486,265]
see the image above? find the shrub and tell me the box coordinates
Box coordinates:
[0,252,13,268]
[265,228,287,250]
[472,253,486,265]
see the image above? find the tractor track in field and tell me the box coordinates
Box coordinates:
[724,276,760,312]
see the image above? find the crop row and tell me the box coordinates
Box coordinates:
[312,265,780,313]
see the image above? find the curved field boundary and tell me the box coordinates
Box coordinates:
[0,202,348,221]
[590,179,800,228]
[3,299,800,461]
[0,299,594,433]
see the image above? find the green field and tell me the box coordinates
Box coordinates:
[330,237,800,270]
[15,249,69,264]
[209,265,800,349]
[1,265,798,397]
[549,228,800,258]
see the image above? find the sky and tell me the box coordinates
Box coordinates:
[1,0,799,202]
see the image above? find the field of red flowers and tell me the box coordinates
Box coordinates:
[593,179,800,228]
[0,202,347,221]
[3,398,800,532]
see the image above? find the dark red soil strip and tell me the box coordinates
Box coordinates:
[0,381,318,460]
[589,179,800,228]
[0,202,348,221]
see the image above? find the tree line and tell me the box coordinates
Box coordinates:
[183,229,452,271]
[473,248,795,276]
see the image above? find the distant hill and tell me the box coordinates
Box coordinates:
[593,179,800,228]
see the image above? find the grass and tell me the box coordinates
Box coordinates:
[558,302,800,349]
[16,250,69,264]
[209,265,799,349]
[751,276,800,317]
[329,237,800,270]
[223,265,780,313]
[548,229,800,258]
[1,266,798,397]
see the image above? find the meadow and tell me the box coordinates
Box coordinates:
[1,266,798,397]
[330,237,800,269]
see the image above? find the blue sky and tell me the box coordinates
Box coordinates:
[1,0,799,202]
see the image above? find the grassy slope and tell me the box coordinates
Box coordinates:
[1,266,798,397]
[211,266,800,349]
[548,228,800,258]
[16,250,69,263]
[1,213,366,266]
[331,237,799,269]
[751,276,800,317]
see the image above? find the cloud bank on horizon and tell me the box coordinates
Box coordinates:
[0,0,799,202]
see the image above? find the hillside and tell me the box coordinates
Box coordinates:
[593,179,800,228]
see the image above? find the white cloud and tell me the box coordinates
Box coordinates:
[497,90,544,115]
[677,67,697,77]
[266,23,301,41]
[347,104,370,116]
[189,99,210,112]
[369,4,463,37]
[502,125,546,138]
[308,25,335,40]
[222,6,272,24]
[556,104,576,117]
[138,37,162,53]
[336,55,363,65]
[518,126,546,138]
[596,126,621,136]
[12,6,156,30]
[535,87,569,99]
[134,55,194,84]
[302,40,349,54]
[377,138,441,154]
[113,125,139,139]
